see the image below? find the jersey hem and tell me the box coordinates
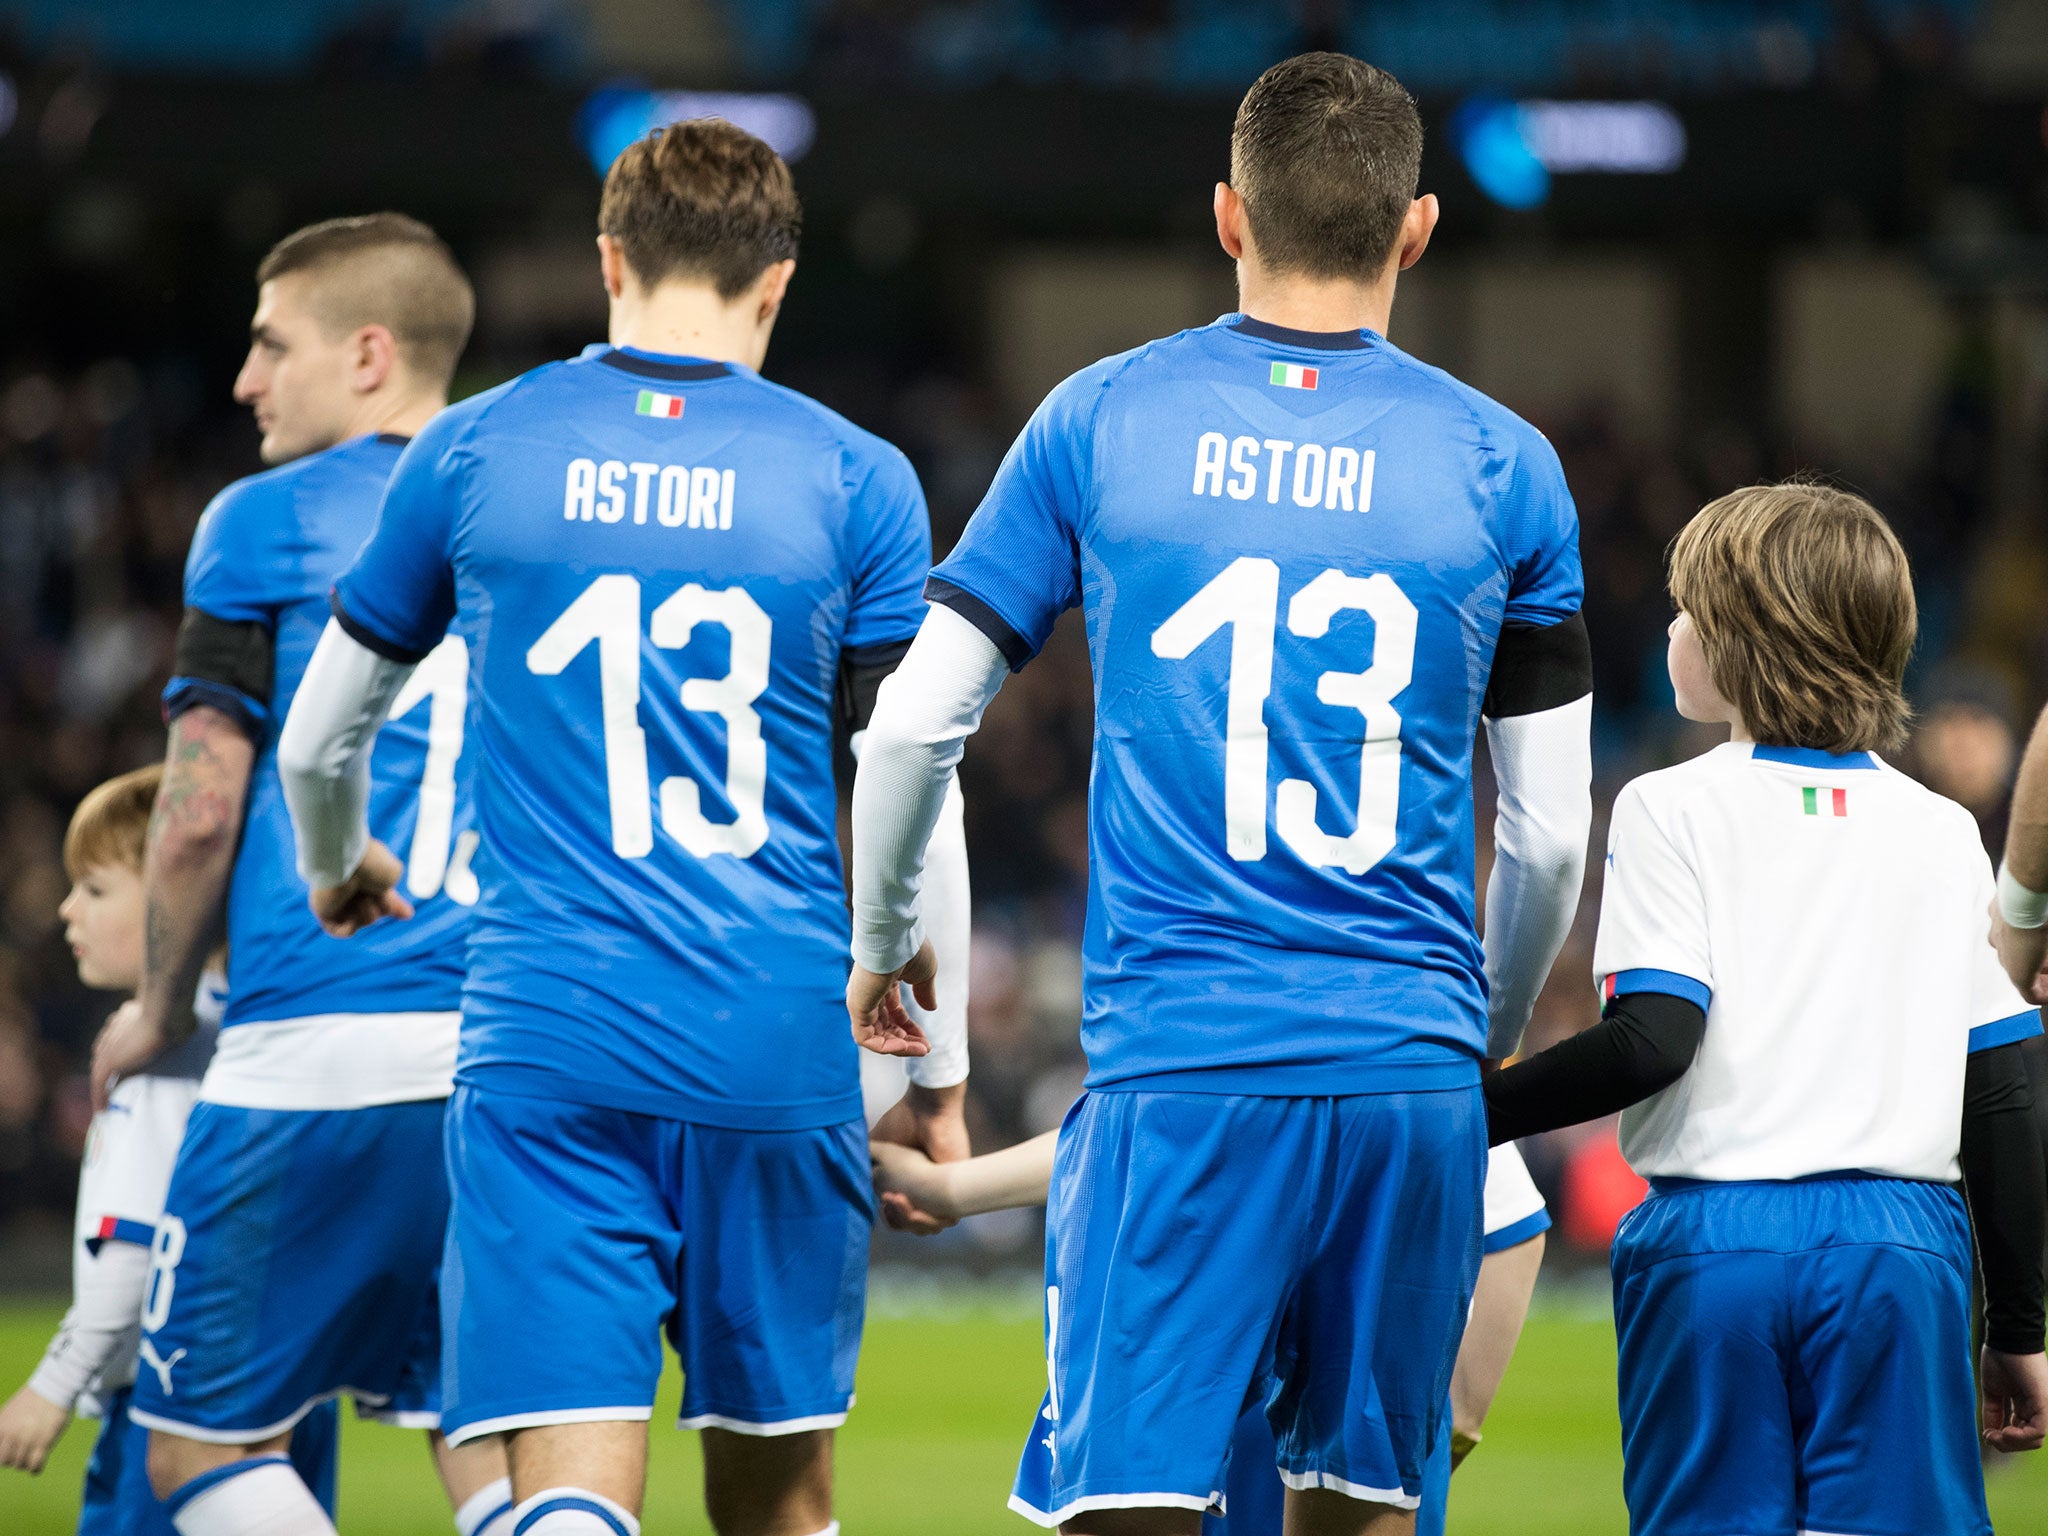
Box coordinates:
[1084,1058,1479,1096]
[455,1063,866,1131]
[201,1012,459,1110]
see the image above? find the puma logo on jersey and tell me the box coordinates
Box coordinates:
[1190,432,1374,512]
[139,1337,187,1397]
[563,458,735,529]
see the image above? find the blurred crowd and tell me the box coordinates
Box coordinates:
[0,326,2041,1267]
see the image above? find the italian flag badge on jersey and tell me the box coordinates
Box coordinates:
[1269,361,1319,390]
[635,389,685,419]
[1803,786,1848,817]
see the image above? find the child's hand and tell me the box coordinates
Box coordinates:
[0,1384,70,1472]
[870,1139,959,1233]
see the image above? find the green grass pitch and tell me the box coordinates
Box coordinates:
[2,1297,2044,1531]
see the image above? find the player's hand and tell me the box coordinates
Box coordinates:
[869,1081,970,1234]
[309,839,414,938]
[0,1384,70,1473]
[870,1139,960,1230]
[847,939,937,1058]
[1989,900,2048,1004]
[89,998,172,1113]
[1982,1347,2048,1453]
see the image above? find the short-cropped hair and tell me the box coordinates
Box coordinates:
[1669,482,1917,754]
[1231,52,1423,281]
[599,118,802,300]
[257,213,474,390]
[64,764,161,880]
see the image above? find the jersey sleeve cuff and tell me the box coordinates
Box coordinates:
[82,1215,159,1255]
[162,676,269,742]
[1482,1208,1551,1254]
[328,586,437,666]
[1970,1009,2045,1054]
[1601,968,1711,1013]
[851,914,927,977]
[923,576,1035,671]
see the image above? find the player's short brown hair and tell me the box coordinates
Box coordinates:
[1230,52,1424,281]
[256,213,474,389]
[598,117,802,299]
[64,764,161,880]
[1669,482,1917,754]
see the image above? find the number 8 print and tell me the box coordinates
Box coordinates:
[141,1214,187,1333]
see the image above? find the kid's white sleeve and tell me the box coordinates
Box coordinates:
[1480,1142,1550,1250]
[1589,782,1714,1012]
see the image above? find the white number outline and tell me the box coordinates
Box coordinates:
[386,634,478,903]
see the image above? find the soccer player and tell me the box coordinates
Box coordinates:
[0,766,338,1531]
[868,1136,1550,1535]
[87,215,511,1536]
[274,119,968,1536]
[849,53,1592,1535]
[1486,483,2048,1534]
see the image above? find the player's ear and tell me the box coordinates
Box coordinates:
[1213,182,1248,262]
[1395,194,1439,273]
[596,234,629,302]
[754,258,796,321]
[351,324,399,397]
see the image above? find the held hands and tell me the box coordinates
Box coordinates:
[869,1080,971,1235]
[1983,1349,2048,1453]
[88,998,176,1113]
[0,1384,70,1473]
[309,839,413,938]
[846,938,938,1059]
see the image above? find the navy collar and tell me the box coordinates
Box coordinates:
[373,432,411,447]
[1751,744,1880,771]
[597,347,732,382]
[1231,315,1375,352]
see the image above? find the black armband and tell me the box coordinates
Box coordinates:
[1484,989,1706,1145]
[166,607,275,741]
[1484,611,1592,719]
[838,638,914,737]
[1960,1042,2047,1355]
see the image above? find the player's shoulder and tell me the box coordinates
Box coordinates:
[408,369,550,457]
[1867,756,1989,847]
[1611,745,1745,826]
[192,436,393,572]
[730,372,920,501]
[1375,339,1561,468]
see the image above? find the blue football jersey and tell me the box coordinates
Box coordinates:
[331,346,931,1128]
[164,434,475,1028]
[932,315,1583,1094]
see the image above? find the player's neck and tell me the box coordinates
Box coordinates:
[346,389,445,446]
[609,284,772,372]
[1236,265,1398,339]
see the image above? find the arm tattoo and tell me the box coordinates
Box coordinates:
[140,706,255,1039]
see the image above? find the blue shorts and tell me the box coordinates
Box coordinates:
[439,1085,872,1445]
[1009,1088,1483,1527]
[129,1100,449,1441]
[80,1385,340,1535]
[1612,1175,1989,1536]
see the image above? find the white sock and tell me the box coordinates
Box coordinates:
[506,1489,640,1536]
[167,1455,337,1536]
[456,1477,517,1536]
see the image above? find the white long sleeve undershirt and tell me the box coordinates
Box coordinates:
[849,606,1007,1086]
[277,619,415,889]
[1481,693,1594,1059]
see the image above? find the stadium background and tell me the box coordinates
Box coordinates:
[2,0,2048,1528]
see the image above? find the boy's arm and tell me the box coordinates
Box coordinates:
[1960,1040,2048,1452]
[871,1131,1058,1227]
[1482,990,1705,1144]
[91,713,252,1108]
[1448,1229,1545,1468]
[0,1238,152,1471]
